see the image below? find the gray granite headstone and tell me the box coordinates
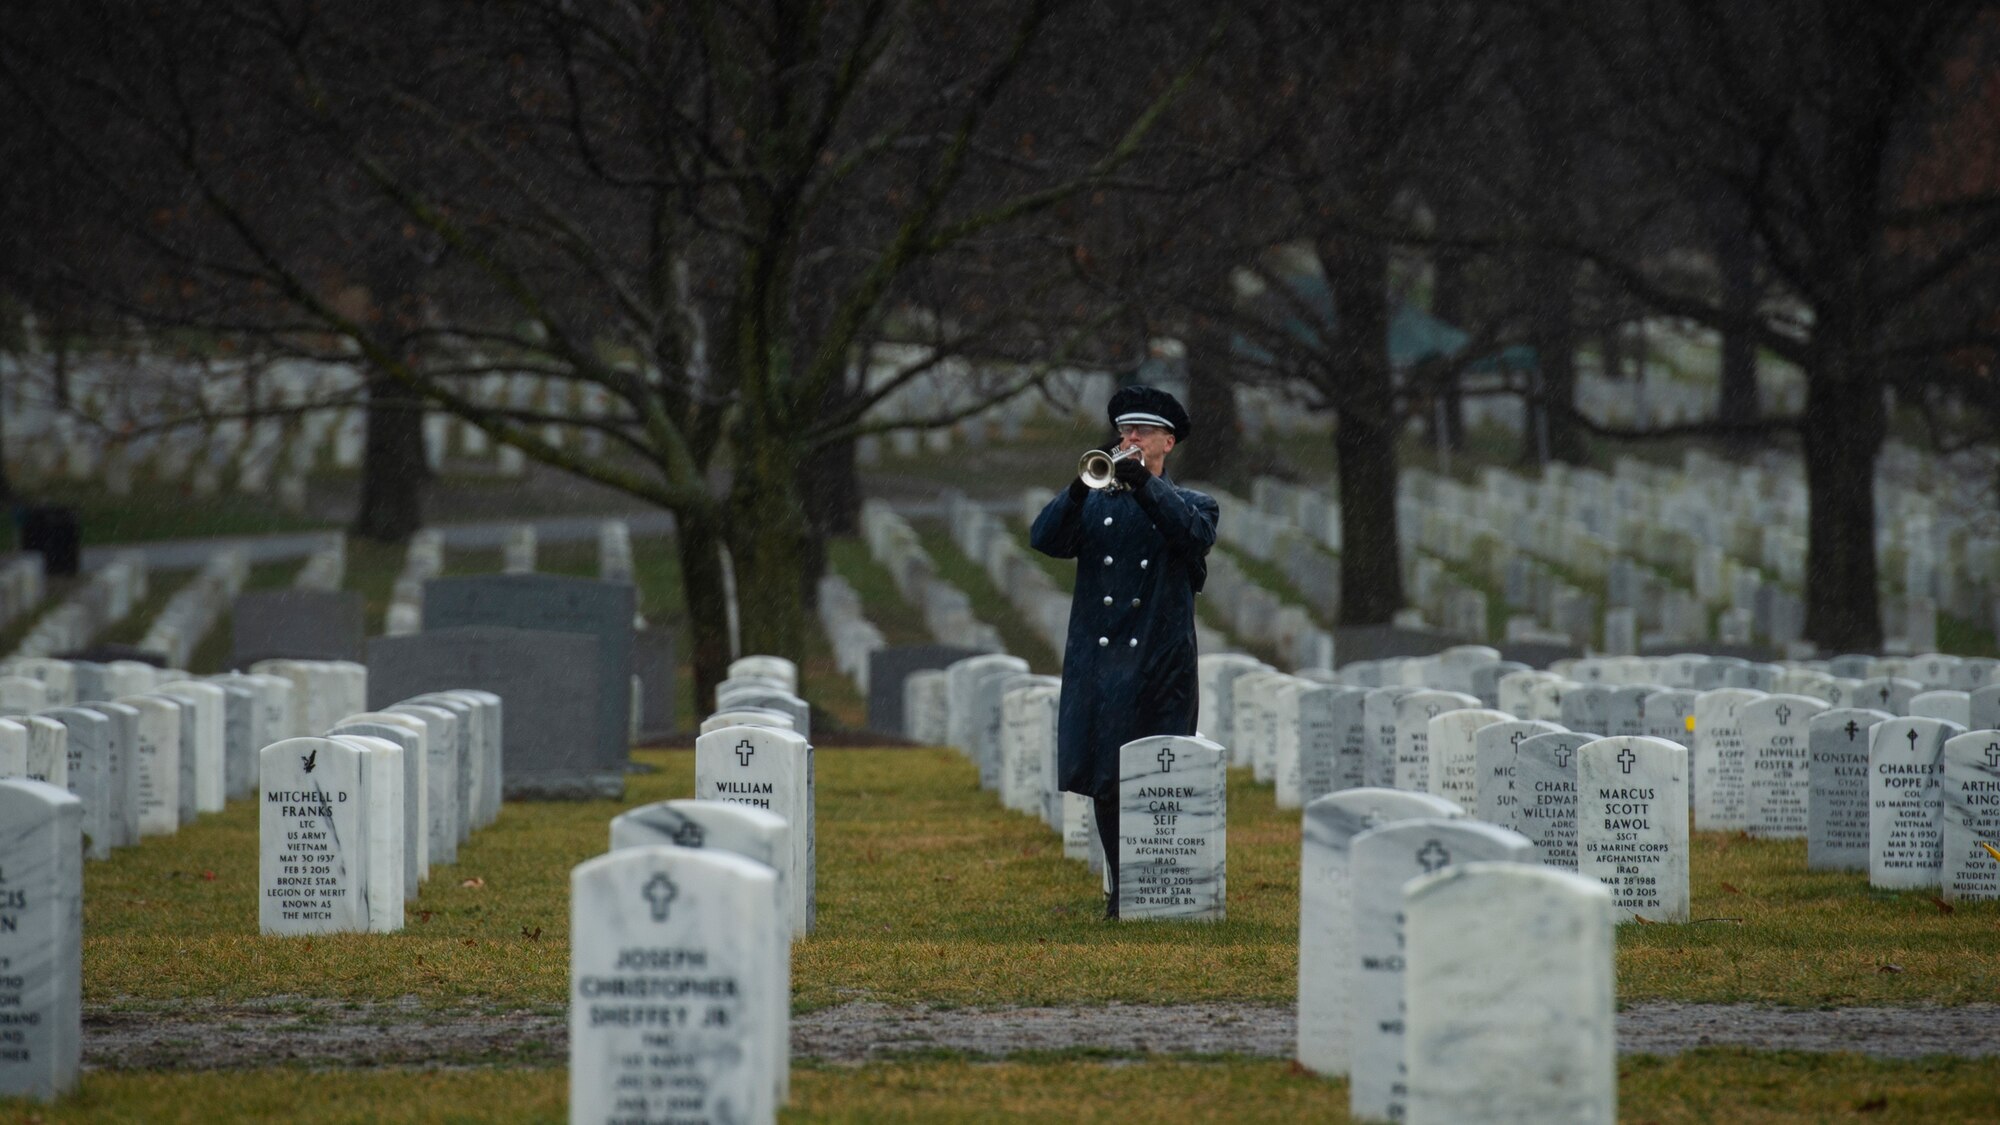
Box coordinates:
[1869,717,1963,890]
[866,645,983,736]
[1296,788,1463,1078]
[1473,719,1563,831]
[1403,863,1615,1125]
[1515,731,1597,870]
[1576,735,1689,923]
[1739,695,1826,839]
[1117,735,1226,921]
[568,847,781,1125]
[631,626,678,740]
[230,589,366,665]
[0,779,82,1102]
[369,626,603,799]
[1941,731,2000,902]
[1807,709,1891,872]
[419,574,634,791]
[1349,818,1534,1122]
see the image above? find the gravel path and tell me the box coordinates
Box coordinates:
[82,1000,2000,1070]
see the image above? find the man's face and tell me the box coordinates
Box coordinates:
[1118,423,1175,475]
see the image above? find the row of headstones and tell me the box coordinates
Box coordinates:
[564,657,821,1118]
[857,499,1005,654]
[137,548,249,670]
[0,657,367,860]
[1176,484,1338,665]
[259,688,503,935]
[816,574,885,695]
[943,491,1071,664]
[0,553,46,636]
[1211,647,2000,901]
[384,530,444,636]
[1297,788,1619,1122]
[8,553,147,661]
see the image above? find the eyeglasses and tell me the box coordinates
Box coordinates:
[1118,424,1163,438]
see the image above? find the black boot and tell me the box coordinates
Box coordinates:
[1104,887,1119,921]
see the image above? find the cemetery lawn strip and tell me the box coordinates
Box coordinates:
[911,521,1060,673]
[5,481,332,547]
[342,537,406,636]
[826,537,931,646]
[187,557,307,673]
[83,750,2000,1010]
[13,1053,2000,1122]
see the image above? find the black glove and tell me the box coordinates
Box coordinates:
[1068,475,1091,502]
[1113,454,1150,489]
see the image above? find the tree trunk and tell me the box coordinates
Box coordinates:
[1717,211,1762,458]
[675,504,737,718]
[1800,330,1884,653]
[728,443,810,666]
[1322,231,1404,625]
[1529,252,1586,465]
[1172,308,1242,487]
[350,368,429,543]
[797,381,861,611]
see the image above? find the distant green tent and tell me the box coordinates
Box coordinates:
[1232,269,1536,374]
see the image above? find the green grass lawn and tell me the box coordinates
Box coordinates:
[82,747,2000,1011]
[6,1050,1999,1123]
[5,480,334,547]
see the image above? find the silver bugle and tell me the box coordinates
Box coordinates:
[1078,444,1144,490]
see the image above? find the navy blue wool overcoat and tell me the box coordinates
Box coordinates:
[1029,473,1218,800]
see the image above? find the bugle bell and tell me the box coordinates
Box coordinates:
[1078,444,1144,490]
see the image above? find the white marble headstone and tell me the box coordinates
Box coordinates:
[1514,731,1595,870]
[694,724,814,933]
[1394,691,1480,794]
[1869,717,1962,890]
[45,708,112,860]
[1362,687,1413,790]
[1426,708,1510,812]
[1806,709,1891,872]
[328,734,405,932]
[122,695,182,838]
[1348,818,1534,1122]
[1299,685,1369,805]
[154,680,226,813]
[1692,688,1763,831]
[1473,719,1563,831]
[1739,695,1827,839]
[1403,863,1615,1125]
[330,715,430,893]
[1296,788,1463,1078]
[1641,689,1697,748]
[1909,690,1972,728]
[568,847,781,1125]
[1117,735,1226,921]
[1576,736,1689,923]
[387,703,460,866]
[1940,731,2000,902]
[0,779,82,1102]
[259,737,372,934]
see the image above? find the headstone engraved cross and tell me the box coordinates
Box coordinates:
[1807,709,1890,873]
[1577,736,1690,924]
[643,872,677,920]
[736,739,756,767]
[1942,731,2000,902]
[1869,717,1962,890]
[1118,736,1225,921]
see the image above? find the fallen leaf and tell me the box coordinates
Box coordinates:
[521,926,542,942]
[1630,914,1654,925]
[417,911,434,924]
[1720,882,1742,895]
[415,955,424,967]
[1856,1094,1888,1112]
[460,877,486,889]
[1287,1060,1310,1077]
[201,870,216,881]
[1877,963,1905,974]
[462,938,477,947]
[1982,842,2000,863]
[1932,897,1955,915]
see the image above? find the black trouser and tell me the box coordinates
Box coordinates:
[1093,794,1119,895]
